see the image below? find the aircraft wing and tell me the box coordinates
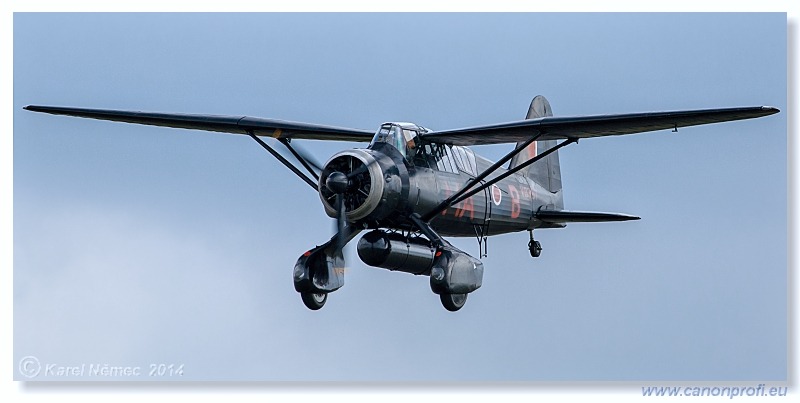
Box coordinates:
[23,105,375,142]
[535,210,641,223]
[420,106,780,146]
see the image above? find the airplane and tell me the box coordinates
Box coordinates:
[23,96,779,311]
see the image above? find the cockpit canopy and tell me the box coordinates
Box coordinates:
[370,122,427,158]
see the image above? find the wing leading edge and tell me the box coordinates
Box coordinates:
[23,105,375,142]
[421,106,779,146]
[25,104,779,146]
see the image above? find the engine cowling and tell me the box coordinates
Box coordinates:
[318,149,403,223]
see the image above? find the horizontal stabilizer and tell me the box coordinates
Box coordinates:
[535,210,640,223]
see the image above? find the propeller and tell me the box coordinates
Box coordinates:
[320,156,371,218]
[319,152,382,256]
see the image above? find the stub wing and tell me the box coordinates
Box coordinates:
[421,106,780,146]
[23,105,375,142]
[535,210,641,224]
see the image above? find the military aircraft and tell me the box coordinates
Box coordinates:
[24,96,779,311]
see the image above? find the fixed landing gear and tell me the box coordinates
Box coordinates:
[293,226,362,311]
[528,230,542,258]
[440,293,468,312]
[300,292,327,310]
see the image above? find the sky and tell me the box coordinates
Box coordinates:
[11,12,787,383]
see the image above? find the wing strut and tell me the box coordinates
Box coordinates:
[247,131,318,190]
[422,136,577,221]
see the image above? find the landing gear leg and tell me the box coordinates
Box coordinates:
[410,213,482,312]
[528,230,542,258]
[293,226,362,311]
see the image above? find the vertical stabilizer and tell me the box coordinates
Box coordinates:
[509,95,563,207]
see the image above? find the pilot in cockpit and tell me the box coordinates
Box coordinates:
[402,129,418,159]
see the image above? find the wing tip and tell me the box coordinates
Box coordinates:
[24,105,54,114]
[601,213,640,221]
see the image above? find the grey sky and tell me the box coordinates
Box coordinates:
[13,13,786,382]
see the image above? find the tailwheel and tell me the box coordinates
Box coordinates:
[301,292,327,310]
[528,240,542,258]
[528,230,542,258]
[440,293,467,312]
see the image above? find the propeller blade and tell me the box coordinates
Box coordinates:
[289,142,324,172]
[336,194,346,235]
[334,193,347,255]
[346,157,379,179]
[276,138,323,181]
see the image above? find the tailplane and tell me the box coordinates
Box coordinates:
[509,95,563,208]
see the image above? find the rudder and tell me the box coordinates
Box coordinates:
[509,95,563,207]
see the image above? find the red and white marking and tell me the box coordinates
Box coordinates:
[491,184,502,206]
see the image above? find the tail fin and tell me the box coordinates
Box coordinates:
[509,95,563,208]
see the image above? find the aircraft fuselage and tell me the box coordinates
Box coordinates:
[410,149,560,237]
[327,140,562,238]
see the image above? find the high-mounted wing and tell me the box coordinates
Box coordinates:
[421,106,779,146]
[23,105,375,142]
